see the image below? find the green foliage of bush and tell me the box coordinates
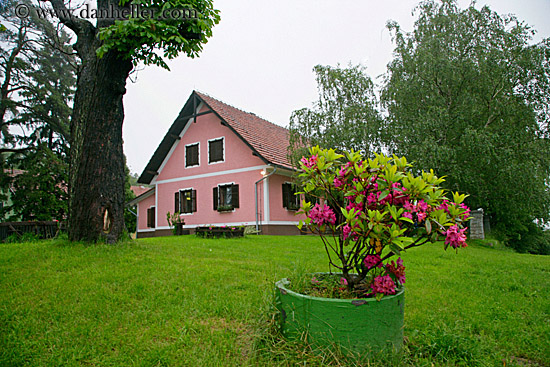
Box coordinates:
[501,222,550,255]
[4,232,41,244]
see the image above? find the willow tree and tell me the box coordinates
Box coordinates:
[381,0,550,253]
[46,0,220,242]
[288,64,383,165]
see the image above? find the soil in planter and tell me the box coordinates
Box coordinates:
[289,273,358,299]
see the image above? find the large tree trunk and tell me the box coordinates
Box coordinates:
[68,42,133,242]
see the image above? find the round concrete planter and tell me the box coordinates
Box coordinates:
[275,276,404,354]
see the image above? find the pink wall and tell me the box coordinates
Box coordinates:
[269,174,306,222]
[137,193,156,229]
[156,105,266,182]
[156,169,264,227]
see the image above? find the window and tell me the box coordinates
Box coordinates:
[213,184,239,212]
[175,189,197,214]
[185,143,199,167]
[147,206,155,228]
[282,182,300,210]
[208,137,224,164]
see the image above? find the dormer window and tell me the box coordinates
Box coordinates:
[208,137,224,164]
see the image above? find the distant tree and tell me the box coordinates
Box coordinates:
[0,0,74,155]
[42,0,220,243]
[288,64,383,165]
[1,1,74,222]
[6,144,68,221]
[381,0,550,253]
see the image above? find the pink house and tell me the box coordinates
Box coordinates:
[131,91,305,237]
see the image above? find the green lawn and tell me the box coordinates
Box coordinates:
[0,235,548,366]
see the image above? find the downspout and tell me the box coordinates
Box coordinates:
[255,166,277,234]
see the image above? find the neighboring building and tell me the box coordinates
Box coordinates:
[130,185,152,198]
[131,91,305,238]
[1,169,25,222]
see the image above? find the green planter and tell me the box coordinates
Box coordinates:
[275,277,404,354]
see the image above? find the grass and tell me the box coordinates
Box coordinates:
[0,235,549,366]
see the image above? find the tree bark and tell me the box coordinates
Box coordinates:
[46,0,134,243]
[67,29,133,243]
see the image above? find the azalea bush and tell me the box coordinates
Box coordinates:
[297,147,470,299]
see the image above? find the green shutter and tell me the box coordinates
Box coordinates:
[192,189,197,212]
[175,191,180,213]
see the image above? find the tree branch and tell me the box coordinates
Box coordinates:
[47,0,94,37]
[0,146,34,154]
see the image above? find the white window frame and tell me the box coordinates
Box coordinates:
[184,142,200,168]
[208,136,225,165]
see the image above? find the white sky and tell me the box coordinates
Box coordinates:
[122,0,550,175]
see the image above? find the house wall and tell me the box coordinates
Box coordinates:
[156,170,263,228]
[147,105,268,232]
[137,193,156,231]
[268,174,304,223]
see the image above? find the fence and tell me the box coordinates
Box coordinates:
[0,221,61,242]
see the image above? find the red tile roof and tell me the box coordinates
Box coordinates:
[131,185,152,197]
[196,92,294,170]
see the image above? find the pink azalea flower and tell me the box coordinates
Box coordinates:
[438,199,450,213]
[364,254,383,270]
[334,177,345,188]
[417,212,427,223]
[379,193,393,205]
[445,225,467,249]
[402,211,413,220]
[459,203,471,219]
[342,224,359,241]
[417,200,428,212]
[342,224,352,240]
[346,201,363,214]
[340,277,348,286]
[386,257,406,284]
[307,203,336,225]
[300,154,318,169]
[367,192,379,205]
[371,275,397,295]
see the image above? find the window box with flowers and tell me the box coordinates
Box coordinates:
[275,147,470,354]
[195,225,245,238]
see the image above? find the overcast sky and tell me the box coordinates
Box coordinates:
[122,0,550,176]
